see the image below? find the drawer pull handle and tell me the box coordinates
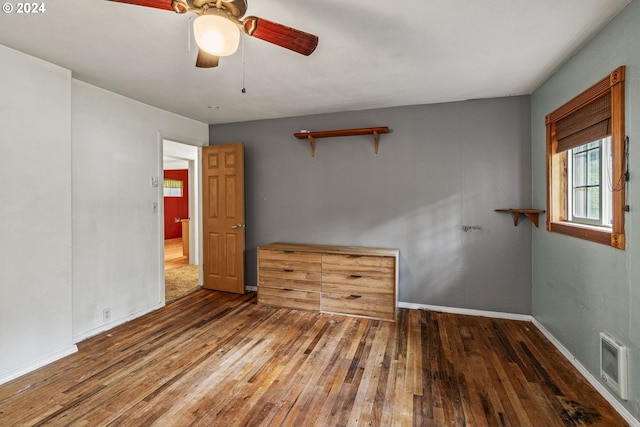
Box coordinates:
[283,288,294,291]
[350,294,363,299]
[284,250,295,254]
[349,274,363,279]
[283,269,294,272]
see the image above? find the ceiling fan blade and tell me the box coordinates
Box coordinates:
[105,0,175,11]
[196,49,220,68]
[243,17,318,56]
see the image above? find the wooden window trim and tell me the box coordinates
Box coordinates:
[545,66,626,249]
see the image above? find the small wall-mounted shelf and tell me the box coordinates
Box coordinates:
[495,209,546,227]
[294,126,390,157]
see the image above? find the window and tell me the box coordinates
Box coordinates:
[546,66,626,249]
[567,137,611,227]
[163,178,183,197]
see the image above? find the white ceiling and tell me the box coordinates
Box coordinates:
[0,0,631,124]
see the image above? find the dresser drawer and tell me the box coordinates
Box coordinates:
[322,273,393,296]
[259,249,322,272]
[321,254,395,278]
[258,287,320,311]
[258,268,321,292]
[322,291,395,320]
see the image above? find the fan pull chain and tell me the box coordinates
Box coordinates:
[241,36,246,93]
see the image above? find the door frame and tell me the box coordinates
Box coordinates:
[158,135,204,304]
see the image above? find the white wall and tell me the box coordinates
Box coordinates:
[71,81,208,341]
[0,44,209,382]
[0,45,76,381]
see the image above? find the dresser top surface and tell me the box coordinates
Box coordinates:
[259,242,399,258]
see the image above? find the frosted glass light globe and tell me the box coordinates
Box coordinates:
[193,15,240,57]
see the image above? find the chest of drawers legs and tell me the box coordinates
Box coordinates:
[257,243,399,321]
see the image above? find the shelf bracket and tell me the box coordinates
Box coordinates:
[373,130,379,154]
[306,135,316,157]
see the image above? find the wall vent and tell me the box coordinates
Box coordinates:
[600,332,628,400]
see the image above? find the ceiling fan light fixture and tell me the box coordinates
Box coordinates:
[193,14,240,57]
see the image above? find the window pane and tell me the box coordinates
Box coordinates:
[587,148,600,186]
[587,187,600,220]
[163,178,184,197]
[574,188,586,218]
[573,152,586,186]
[586,141,601,150]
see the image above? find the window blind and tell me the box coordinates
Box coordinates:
[163,179,183,189]
[555,92,611,153]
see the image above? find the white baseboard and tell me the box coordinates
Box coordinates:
[246,285,257,292]
[531,319,640,427]
[0,345,78,386]
[72,302,164,343]
[398,301,533,322]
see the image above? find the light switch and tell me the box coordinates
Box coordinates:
[151,176,159,187]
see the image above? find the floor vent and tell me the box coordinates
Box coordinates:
[600,332,628,400]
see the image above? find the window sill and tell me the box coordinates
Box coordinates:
[547,221,624,249]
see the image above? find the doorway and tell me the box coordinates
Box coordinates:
[163,139,202,303]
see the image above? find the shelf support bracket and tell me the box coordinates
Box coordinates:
[307,135,316,157]
[373,131,379,154]
[523,211,539,227]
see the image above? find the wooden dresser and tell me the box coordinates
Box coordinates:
[257,243,399,321]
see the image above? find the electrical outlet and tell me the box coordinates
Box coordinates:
[103,308,111,322]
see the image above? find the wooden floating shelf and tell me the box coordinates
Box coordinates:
[294,126,390,157]
[495,209,546,227]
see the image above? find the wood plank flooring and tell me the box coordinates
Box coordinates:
[165,238,189,271]
[0,290,628,427]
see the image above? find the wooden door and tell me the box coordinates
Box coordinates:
[202,143,245,293]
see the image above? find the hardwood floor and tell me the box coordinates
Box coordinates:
[0,290,628,427]
[165,238,189,271]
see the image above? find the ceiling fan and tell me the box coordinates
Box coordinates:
[107,0,319,68]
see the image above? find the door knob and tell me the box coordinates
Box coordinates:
[231,223,245,229]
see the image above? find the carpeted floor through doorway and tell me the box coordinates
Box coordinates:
[165,264,200,303]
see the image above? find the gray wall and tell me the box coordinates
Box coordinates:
[531,0,640,419]
[210,97,532,314]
